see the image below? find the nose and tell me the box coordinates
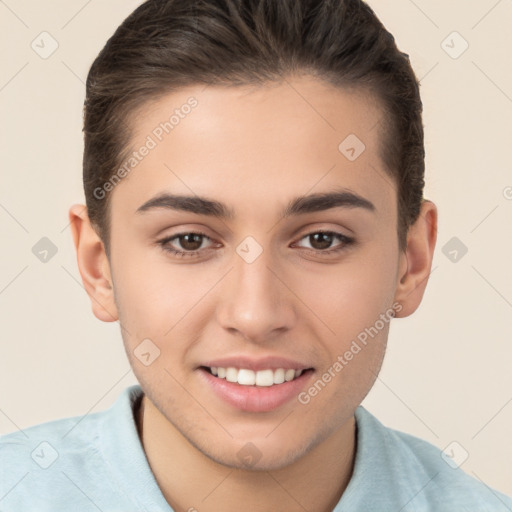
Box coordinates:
[216,244,297,344]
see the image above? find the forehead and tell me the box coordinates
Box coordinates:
[112,75,395,221]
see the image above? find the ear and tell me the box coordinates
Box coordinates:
[68,204,118,322]
[393,200,438,318]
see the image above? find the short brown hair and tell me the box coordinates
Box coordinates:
[83,0,425,257]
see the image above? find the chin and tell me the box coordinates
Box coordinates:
[205,447,306,472]
[195,433,318,473]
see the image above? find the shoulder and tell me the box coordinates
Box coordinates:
[0,399,107,459]
[0,408,102,510]
[0,385,144,511]
[342,406,512,511]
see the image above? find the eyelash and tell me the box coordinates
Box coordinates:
[157,230,354,259]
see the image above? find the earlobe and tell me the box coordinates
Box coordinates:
[393,200,438,318]
[68,204,118,322]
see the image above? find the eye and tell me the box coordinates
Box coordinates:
[157,229,354,259]
[293,230,354,255]
[157,231,214,258]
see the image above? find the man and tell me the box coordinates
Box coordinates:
[1,0,511,510]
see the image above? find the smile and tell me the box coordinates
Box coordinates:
[204,366,305,387]
[199,365,315,412]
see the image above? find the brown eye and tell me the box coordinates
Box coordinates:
[175,233,205,251]
[158,231,214,258]
[295,231,354,255]
[308,232,336,250]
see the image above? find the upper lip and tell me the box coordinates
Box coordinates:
[200,355,313,372]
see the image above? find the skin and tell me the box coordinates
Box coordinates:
[69,75,437,512]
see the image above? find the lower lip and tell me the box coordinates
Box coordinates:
[198,368,314,413]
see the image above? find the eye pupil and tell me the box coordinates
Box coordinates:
[310,232,333,250]
[180,233,203,251]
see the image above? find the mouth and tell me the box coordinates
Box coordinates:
[198,365,315,412]
[200,366,313,387]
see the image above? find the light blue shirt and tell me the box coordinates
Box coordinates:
[1,384,511,511]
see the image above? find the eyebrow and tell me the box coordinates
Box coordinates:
[135,188,376,219]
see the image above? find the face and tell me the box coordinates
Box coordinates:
[103,75,405,470]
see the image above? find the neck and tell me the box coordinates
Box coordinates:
[136,395,356,512]
[136,394,145,440]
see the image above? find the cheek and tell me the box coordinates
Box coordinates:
[110,249,177,338]
[111,225,398,351]
[294,251,397,340]
[111,247,217,355]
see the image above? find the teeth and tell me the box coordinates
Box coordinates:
[226,367,238,383]
[285,369,295,382]
[238,369,256,385]
[273,368,285,384]
[255,369,274,387]
[208,367,306,386]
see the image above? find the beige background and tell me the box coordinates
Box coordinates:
[1,0,511,497]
